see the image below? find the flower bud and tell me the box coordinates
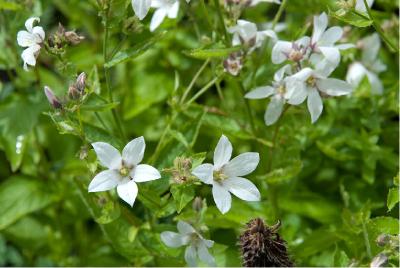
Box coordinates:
[75,72,86,92]
[65,30,85,45]
[44,86,62,109]
[376,234,390,247]
[370,253,388,268]
[223,52,244,76]
[68,85,80,100]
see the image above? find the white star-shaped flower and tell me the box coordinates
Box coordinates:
[161,221,215,267]
[346,33,386,94]
[245,65,296,125]
[271,36,310,64]
[88,136,161,206]
[192,135,261,214]
[17,17,45,71]
[285,66,353,123]
[228,20,277,51]
[309,12,353,71]
[149,0,180,32]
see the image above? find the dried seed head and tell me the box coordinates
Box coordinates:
[44,86,62,109]
[239,218,293,267]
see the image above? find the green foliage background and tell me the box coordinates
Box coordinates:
[0,0,399,266]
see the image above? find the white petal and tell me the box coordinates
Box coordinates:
[285,79,308,105]
[346,62,367,87]
[362,33,380,65]
[336,43,354,50]
[312,12,328,43]
[366,71,383,94]
[185,245,197,267]
[117,180,138,206]
[307,88,323,123]
[213,135,232,170]
[167,0,179,18]
[122,136,145,166]
[319,26,342,46]
[88,169,121,192]
[25,17,40,32]
[21,46,38,67]
[212,182,232,214]
[150,8,167,32]
[317,78,353,96]
[271,41,291,64]
[92,142,122,169]
[177,221,196,235]
[319,46,340,65]
[197,241,216,266]
[32,26,45,42]
[264,96,285,126]
[355,0,374,12]
[17,31,36,47]
[161,231,188,247]
[192,163,214,184]
[223,152,259,177]
[290,68,313,81]
[132,0,152,20]
[245,86,275,99]
[131,164,161,182]
[222,177,261,201]
[274,64,291,82]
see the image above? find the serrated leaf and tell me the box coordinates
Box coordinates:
[105,32,165,68]
[170,184,195,213]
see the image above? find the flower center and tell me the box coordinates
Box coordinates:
[277,85,286,96]
[213,170,228,181]
[306,76,317,87]
[288,49,303,62]
[119,166,130,177]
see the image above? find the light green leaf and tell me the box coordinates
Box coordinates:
[170,184,195,213]
[183,46,242,60]
[387,187,399,212]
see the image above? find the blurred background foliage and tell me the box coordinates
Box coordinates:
[0,0,399,266]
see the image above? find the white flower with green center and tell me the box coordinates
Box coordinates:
[161,221,215,267]
[88,136,161,206]
[285,66,353,123]
[17,17,45,71]
[245,65,294,125]
[192,135,261,214]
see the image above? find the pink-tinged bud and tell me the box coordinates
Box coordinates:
[68,85,80,100]
[223,52,244,76]
[75,72,86,92]
[44,86,62,109]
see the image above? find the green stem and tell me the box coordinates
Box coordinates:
[180,59,210,104]
[102,4,127,141]
[213,0,230,46]
[272,0,288,29]
[238,82,257,136]
[362,220,373,258]
[363,0,398,53]
[185,75,222,106]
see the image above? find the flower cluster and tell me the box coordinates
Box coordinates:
[246,12,354,124]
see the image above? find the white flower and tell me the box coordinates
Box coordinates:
[309,12,353,70]
[132,0,152,20]
[271,36,310,64]
[346,33,386,94]
[149,0,180,32]
[192,135,261,214]
[17,17,45,71]
[355,0,374,12]
[228,20,276,51]
[245,65,294,125]
[285,66,353,123]
[88,136,161,206]
[161,221,215,267]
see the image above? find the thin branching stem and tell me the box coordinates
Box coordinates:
[181,59,210,104]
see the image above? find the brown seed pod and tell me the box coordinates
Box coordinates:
[239,218,294,267]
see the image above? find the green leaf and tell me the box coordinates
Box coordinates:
[81,101,120,111]
[170,184,195,213]
[0,176,56,230]
[168,129,189,148]
[183,46,242,60]
[0,0,22,10]
[368,216,399,235]
[387,187,399,212]
[262,160,303,184]
[105,33,166,68]
[329,10,373,27]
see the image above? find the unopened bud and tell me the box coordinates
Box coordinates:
[223,52,244,76]
[75,72,86,92]
[376,234,390,247]
[65,30,85,45]
[370,253,388,268]
[192,197,203,212]
[68,85,80,100]
[44,86,62,109]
